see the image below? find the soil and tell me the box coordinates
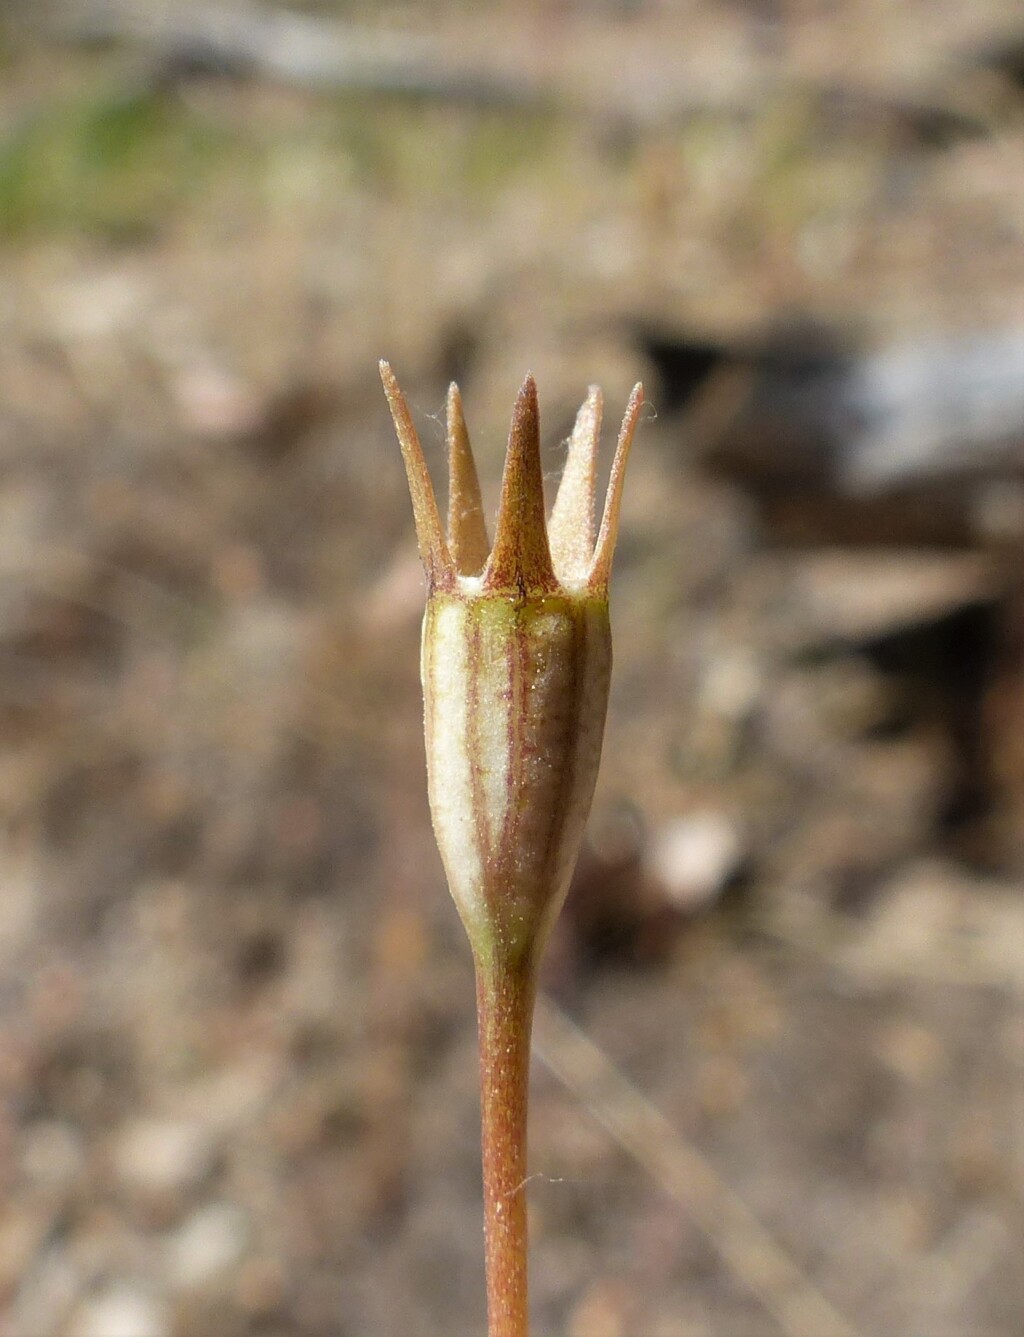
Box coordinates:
[0,3,1022,1335]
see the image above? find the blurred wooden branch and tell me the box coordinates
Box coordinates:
[31,0,999,134]
[649,324,1024,497]
[39,0,546,107]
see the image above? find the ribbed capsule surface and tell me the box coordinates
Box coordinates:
[381,361,642,966]
[423,592,611,964]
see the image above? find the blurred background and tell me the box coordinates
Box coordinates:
[1,2,1022,1335]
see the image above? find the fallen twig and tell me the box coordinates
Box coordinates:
[43,0,545,108]
[534,994,862,1337]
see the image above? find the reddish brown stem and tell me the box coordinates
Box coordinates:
[475,955,536,1337]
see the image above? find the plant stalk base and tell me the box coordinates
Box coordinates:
[476,957,536,1337]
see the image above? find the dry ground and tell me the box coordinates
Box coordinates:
[0,3,1022,1335]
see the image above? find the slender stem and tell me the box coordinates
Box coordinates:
[475,954,536,1337]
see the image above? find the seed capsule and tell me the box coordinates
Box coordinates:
[381,363,642,966]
